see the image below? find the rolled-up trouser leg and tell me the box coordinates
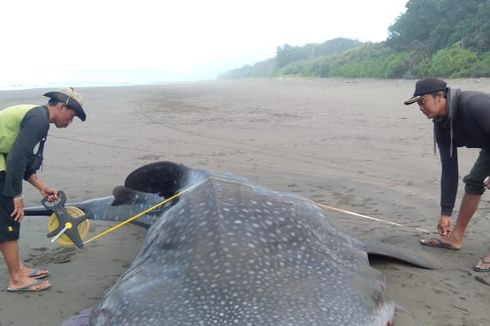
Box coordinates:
[463,149,490,195]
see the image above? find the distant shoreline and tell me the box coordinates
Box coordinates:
[0,81,162,91]
[1,76,488,92]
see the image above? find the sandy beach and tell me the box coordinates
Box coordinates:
[1,78,490,325]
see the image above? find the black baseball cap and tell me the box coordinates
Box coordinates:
[404,78,447,105]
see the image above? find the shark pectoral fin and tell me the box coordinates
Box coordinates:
[356,239,438,269]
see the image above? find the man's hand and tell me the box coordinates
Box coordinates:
[28,174,58,202]
[437,215,452,237]
[41,186,58,202]
[484,176,490,189]
[11,196,24,222]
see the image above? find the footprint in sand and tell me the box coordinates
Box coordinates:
[26,246,78,265]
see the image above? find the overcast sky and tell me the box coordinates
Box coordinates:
[0,0,407,87]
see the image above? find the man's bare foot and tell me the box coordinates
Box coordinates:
[20,264,49,279]
[474,254,490,272]
[420,237,462,250]
[8,277,51,292]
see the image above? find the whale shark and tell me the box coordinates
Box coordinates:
[45,161,434,326]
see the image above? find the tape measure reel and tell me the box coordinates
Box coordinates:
[47,206,90,247]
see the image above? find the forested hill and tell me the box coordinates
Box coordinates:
[220,0,490,79]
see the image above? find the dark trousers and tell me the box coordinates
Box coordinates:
[0,171,19,242]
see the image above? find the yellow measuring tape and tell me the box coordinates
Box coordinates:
[315,203,431,234]
[48,206,90,247]
[81,176,430,246]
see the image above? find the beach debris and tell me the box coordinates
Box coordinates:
[26,246,77,265]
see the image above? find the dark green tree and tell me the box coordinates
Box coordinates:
[276,44,304,68]
[388,0,489,53]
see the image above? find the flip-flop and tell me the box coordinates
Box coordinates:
[7,280,51,293]
[28,268,49,279]
[474,258,490,272]
[420,238,459,250]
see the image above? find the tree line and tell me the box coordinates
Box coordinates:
[220,0,490,79]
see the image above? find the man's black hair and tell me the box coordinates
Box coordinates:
[47,98,63,106]
[430,88,448,98]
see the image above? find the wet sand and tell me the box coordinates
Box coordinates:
[1,78,489,325]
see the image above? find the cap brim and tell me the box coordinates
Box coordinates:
[403,95,422,105]
[43,91,86,121]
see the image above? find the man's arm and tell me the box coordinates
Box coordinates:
[436,130,458,237]
[438,139,459,216]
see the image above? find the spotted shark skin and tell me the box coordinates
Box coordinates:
[78,161,434,326]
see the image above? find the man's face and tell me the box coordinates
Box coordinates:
[417,93,446,119]
[55,104,76,128]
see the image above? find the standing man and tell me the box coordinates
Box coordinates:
[0,88,86,292]
[404,77,490,272]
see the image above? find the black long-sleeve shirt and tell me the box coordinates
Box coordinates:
[434,89,490,215]
[2,106,49,197]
